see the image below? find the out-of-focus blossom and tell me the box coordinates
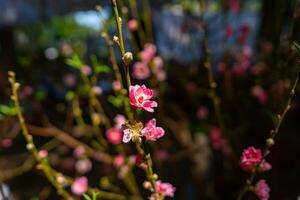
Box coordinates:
[271,80,290,99]
[113,155,125,168]
[127,19,139,31]
[239,24,250,44]
[225,25,233,38]
[71,177,88,196]
[60,43,73,57]
[156,150,169,161]
[75,159,92,174]
[39,150,48,158]
[141,118,165,141]
[152,56,167,81]
[112,80,122,91]
[19,86,34,99]
[63,73,77,87]
[45,47,59,60]
[240,146,262,172]
[129,85,157,112]
[255,179,270,200]
[106,128,123,144]
[261,41,273,54]
[251,85,268,105]
[1,139,12,148]
[197,106,209,120]
[209,127,231,155]
[92,86,103,95]
[141,43,157,62]
[81,65,92,76]
[114,114,126,129]
[73,146,86,158]
[132,62,150,80]
[218,62,226,73]
[229,0,240,13]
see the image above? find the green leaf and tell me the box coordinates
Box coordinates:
[83,194,92,200]
[0,104,17,116]
[66,53,84,69]
[90,55,111,74]
[107,95,124,108]
[294,42,300,56]
[94,64,111,73]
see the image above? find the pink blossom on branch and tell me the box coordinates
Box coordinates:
[154,180,176,197]
[255,179,270,200]
[141,118,165,141]
[240,146,262,172]
[129,85,158,112]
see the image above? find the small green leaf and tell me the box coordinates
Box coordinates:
[294,42,300,56]
[0,104,17,116]
[83,194,92,200]
[94,64,111,73]
[66,53,84,69]
[107,95,124,108]
[90,55,111,73]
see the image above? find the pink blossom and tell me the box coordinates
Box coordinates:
[92,86,103,95]
[255,179,270,200]
[63,73,76,87]
[155,180,176,197]
[127,19,138,31]
[71,177,88,196]
[123,127,142,143]
[81,65,92,76]
[141,43,157,62]
[197,106,209,120]
[132,62,150,80]
[1,138,12,148]
[112,80,122,91]
[240,146,262,172]
[114,114,126,129]
[73,146,86,158]
[251,85,268,105]
[129,85,158,112]
[106,128,122,144]
[75,159,92,174]
[113,155,125,168]
[141,118,165,141]
[39,150,48,158]
[259,160,272,172]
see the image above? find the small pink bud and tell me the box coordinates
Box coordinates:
[39,149,48,158]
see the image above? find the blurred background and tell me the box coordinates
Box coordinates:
[0,0,300,200]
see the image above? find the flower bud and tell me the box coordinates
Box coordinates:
[266,138,275,147]
[123,52,133,65]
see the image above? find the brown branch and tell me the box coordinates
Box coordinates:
[27,125,113,164]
